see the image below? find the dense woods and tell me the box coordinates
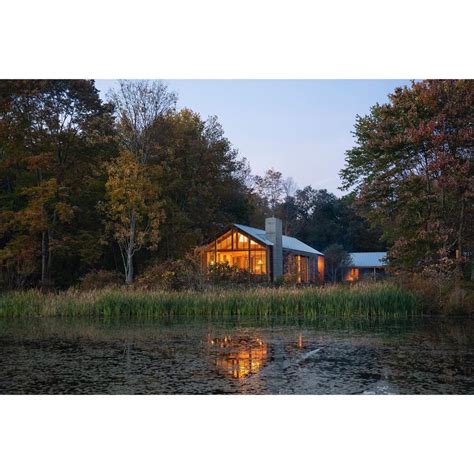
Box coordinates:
[1,79,472,301]
[0,80,116,289]
[0,79,381,290]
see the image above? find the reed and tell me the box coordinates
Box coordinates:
[0,283,420,325]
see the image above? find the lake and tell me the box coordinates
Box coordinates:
[0,316,473,394]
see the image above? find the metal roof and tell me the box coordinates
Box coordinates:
[234,224,323,256]
[349,252,387,268]
[233,224,274,246]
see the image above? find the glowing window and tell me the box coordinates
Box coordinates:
[250,239,265,250]
[235,231,249,250]
[250,251,267,275]
[216,230,233,250]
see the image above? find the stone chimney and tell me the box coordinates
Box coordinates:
[265,217,283,281]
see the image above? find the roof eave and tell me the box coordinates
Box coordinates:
[283,248,323,258]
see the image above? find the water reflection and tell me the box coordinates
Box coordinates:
[209,335,268,379]
[1,317,473,394]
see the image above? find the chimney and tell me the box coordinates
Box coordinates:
[265,217,283,281]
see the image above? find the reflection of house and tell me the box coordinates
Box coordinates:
[345,252,387,281]
[209,336,268,379]
[200,217,324,283]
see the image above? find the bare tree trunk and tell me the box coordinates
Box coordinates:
[41,230,49,288]
[125,214,136,284]
[455,197,465,301]
[126,251,134,284]
[47,229,52,279]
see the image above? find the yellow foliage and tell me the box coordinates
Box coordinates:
[103,150,164,253]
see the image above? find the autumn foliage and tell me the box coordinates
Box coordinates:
[341,80,473,282]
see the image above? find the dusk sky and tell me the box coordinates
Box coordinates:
[95,80,411,195]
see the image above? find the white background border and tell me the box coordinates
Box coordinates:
[1,1,472,472]
[1,0,473,79]
[1,395,472,473]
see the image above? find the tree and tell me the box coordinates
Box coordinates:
[107,80,176,282]
[109,80,176,165]
[323,244,353,282]
[341,80,474,281]
[0,80,116,288]
[254,168,285,215]
[145,109,252,261]
[278,186,383,252]
[102,150,164,283]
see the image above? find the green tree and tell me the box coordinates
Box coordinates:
[147,109,252,261]
[276,185,383,252]
[254,168,285,215]
[323,244,353,282]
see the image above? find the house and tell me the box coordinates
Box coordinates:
[344,252,387,281]
[200,217,324,283]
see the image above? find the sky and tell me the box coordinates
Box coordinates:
[95,80,411,195]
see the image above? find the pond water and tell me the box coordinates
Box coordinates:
[0,317,473,394]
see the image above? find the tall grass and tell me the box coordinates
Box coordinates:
[0,283,420,325]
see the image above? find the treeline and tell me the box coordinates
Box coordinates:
[0,80,381,289]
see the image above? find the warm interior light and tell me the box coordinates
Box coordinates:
[346,267,359,282]
[210,336,268,379]
[239,234,248,242]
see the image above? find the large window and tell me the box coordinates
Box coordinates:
[205,229,267,275]
[285,253,310,283]
[250,250,267,275]
[345,267,359,282]
[317,256,325,283]
[296,255,309,283]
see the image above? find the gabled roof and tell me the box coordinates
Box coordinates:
[349,252,387,268]
[282,235,324,256]
[233,224,274,246]
[234,224,323,256]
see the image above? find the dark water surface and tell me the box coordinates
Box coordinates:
[0,316,473,394]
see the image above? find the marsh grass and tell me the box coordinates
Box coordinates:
[0,283,420,325]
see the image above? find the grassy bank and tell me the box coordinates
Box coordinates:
[0,283,420,325]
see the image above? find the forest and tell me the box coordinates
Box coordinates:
[0,79,472,314]
[0,79,383,289]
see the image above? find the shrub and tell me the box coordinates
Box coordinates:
[398,272,474,315]
[206,262,262,288]
[77,270,123,290]
[135,254,204,291]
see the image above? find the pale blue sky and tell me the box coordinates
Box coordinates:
[95,80,411,195]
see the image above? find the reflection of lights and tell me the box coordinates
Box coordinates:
[209,336,268,379]
[298,334,303,349]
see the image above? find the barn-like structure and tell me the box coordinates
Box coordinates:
[344,252,387,281]
[200,218,324,283]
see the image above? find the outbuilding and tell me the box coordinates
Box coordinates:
[345,252,387,281]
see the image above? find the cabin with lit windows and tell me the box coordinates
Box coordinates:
[200,217,324,283]
[344,252,387,282]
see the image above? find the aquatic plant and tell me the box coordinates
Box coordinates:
[0,283,420,325]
